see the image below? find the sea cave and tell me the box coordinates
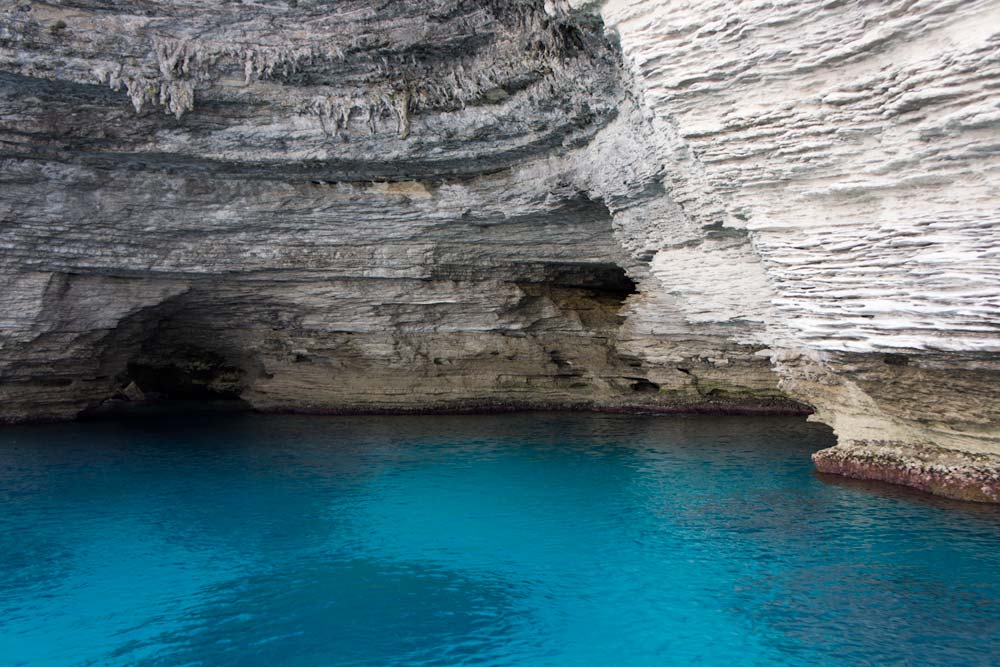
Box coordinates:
[1,1,999,665]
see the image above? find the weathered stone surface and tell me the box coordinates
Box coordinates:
[814,441,1000,504]
[1,1,997,499]
[0,0,801,424]
[582,0,1000,499]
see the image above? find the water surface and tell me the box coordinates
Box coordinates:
[2,411,999,666]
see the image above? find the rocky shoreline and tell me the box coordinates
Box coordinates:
[814,442,1000,504]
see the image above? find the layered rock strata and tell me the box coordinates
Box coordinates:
[0,0,800,423]
[1,1,997,500]
[586,0,1000,501]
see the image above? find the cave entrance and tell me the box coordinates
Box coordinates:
[125,344,246,402]
[95,292,256,414]
[536,261,637,297]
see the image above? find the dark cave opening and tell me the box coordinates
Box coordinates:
[538,262,637,296]
[93,297,256,414]
[124,344,246,401]
[629,378,661,393]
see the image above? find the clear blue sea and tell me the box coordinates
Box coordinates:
[1,410,998,666]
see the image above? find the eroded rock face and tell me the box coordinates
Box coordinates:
[589,0,1000,500]
[1,1,997,499]
[0,0,800,422]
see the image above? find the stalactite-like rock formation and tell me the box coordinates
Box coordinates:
[1,1,997,501]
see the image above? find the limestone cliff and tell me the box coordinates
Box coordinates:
[1,1,997,501]
[587,0,1000,501]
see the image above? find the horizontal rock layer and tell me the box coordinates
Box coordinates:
[814,442,1000,504]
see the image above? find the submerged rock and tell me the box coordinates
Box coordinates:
[0,1,996,499]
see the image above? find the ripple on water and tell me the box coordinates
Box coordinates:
[0,412,998,667]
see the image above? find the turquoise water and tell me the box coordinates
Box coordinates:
[1,411,999,667]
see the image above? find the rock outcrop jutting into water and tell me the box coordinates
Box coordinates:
[1,0,998,501]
